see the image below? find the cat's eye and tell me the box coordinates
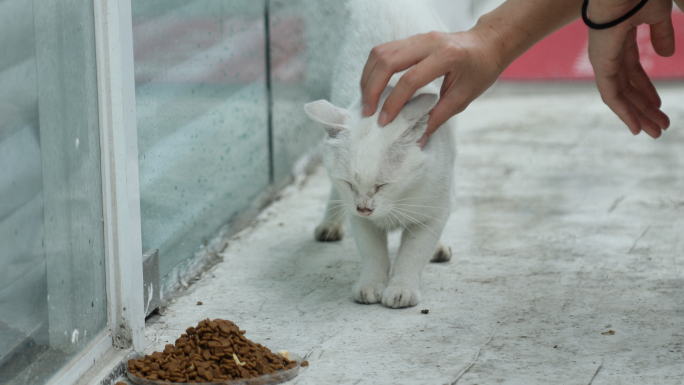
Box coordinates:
[346,181,354,191]
[375,184,387,193]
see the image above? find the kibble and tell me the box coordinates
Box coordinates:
[127,318,298,383]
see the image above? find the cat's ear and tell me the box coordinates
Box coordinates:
[399,93,438,122]
[398,93,438,144]
[304,100,350,138]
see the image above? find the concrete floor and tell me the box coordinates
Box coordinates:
[122,83,684,385]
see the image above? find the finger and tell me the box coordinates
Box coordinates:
[361,40,407,91]
[360,35,439,116]
[635,105,662,139]
[627,63,661,108]
[603,81,663,138]
[360,44,384,93]
[590,28,642,134]
[635,108,662,138]
[594,70,642,135]
[624,84,670,129]
[378,54,452,125]
[424,74,462,136]
[361,62,396,117]
[361,39,412,91]
[619,63,668,130]
[361,33,444,90]
[623,37,661,107]
[425,90,468,136]
[597,79,641,135]
[650,16,675,57]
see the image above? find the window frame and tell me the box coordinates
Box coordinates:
[45,0,145,383]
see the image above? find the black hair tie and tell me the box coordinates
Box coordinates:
[582,0,650,30]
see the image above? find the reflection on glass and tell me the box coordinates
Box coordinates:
[132,0,270,280]
[269,0,349,186]
[0,0,107,383]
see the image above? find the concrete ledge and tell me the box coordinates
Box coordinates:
[119,84,684,384]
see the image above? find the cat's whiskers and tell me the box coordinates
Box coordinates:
[392,209,441,239]
[325,204,347,213]
[394,210,440,240]
[394,203,448,211]
[322,225,337,242]
[323,207,347,242]
[385,210,399,230]
[382,216,391,231]
[393,195,438,202]
[394,207,448,225]
[389,209,417,239]
[332,206,347,224]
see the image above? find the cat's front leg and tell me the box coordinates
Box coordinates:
[349,215,390,304]
[383,219,446,308]
[315,185,346,242]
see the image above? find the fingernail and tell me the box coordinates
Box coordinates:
[417,134,428,149]
[378,111,388,126]
[362,103,372,116]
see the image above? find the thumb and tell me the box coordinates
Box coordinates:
[650,16,675,57]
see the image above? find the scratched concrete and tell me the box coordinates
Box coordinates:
[121,82,684,385]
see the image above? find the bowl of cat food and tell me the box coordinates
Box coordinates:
[125,318,308,385]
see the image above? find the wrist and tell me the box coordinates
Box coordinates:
[470,0,584,69]
[471,12,533,70]
[587,0,643,23]
[459,24,507,74]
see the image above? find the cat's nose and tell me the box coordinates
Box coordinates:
[357,206,373,216]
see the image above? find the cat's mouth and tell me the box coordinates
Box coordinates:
[356,206,373,217]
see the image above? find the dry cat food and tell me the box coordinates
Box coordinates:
[127,318,299,383]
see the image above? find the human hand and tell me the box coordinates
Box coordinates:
[587,0,675,138]
[360,30,506,137]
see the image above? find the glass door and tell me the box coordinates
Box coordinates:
[0,0,109,383]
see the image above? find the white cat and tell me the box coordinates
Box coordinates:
[304,0,456,308]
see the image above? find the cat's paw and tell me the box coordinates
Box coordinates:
[352,281,386,304]
[382,284,420,308]
[314,222,345,242]
[430,243,452,263]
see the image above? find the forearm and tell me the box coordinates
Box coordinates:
[473,0,584,69]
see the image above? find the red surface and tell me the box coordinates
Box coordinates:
[500,8,684,81]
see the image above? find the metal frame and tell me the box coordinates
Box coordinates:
[93,0,145,353]
[46,0,144,383]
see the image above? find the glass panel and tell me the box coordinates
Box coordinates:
[132,0,270,279]
[0,0,107,383]
[269,0,348,185]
